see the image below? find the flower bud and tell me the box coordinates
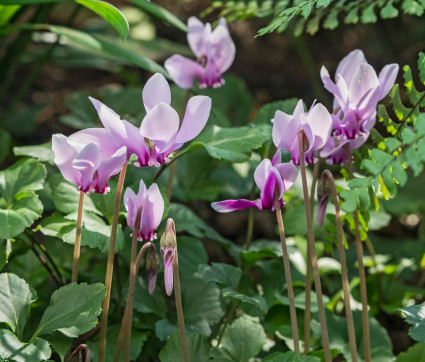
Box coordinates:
[146,246,160,295]
[160,218,177,296]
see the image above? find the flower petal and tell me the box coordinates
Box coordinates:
[275,163,298,192]
[378,63,399,100]
[174,96,211,145]
[52,134,79,185]
[349,63,380,107]
[68,128,117,158]
[307,103,332,150]
[143,73,171,113]
[72,143,101,192]
[96,146,127,193]
[164,55,204,89]
[147,183,164,229]
[140,103,180,153]
[271,150,281,166]
[140,199,155,241]
[335,49,367,86]
[210,19,235,72]
[272,110,297,153]
[161,246,175,296]
[124,187,137,229]
[254,158,273,191]
[211,199,262,213]
[187,16,206,58]
[260,169,283,210]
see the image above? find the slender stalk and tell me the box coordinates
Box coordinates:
[298,130,331,362]
[113,241,152,362]
[217,303,239,346]
[321,170,358,362]
[114,255,122,320]
[344,144,371,362]
[98,163,128,362]
[174,247,190,362]
[274,195,301,355]
[304,157,321,352]
[244,184,257,250]
[72,191,85,283]
[365,238,383,307]
[30,242,61,287]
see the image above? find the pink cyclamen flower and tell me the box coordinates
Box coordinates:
[160,218,177,296]
[272,99,333,165]
[52,132,127,194]
[211,151,298,213]
[123,180,164,241]
[164,17,235,89]
[89,73,211,167]
[320,49,398,164]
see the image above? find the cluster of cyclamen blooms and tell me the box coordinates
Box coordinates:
[52,72,212,294]
[213,49,398,213]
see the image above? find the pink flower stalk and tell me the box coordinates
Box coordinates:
[164,17,236,89]
[160,218,177,296]
[146,246,160,294]
[211,151,298,213]
[89,73,211,167]
[320,49,399,164]
[123,180,164,241]
[272,100,333,165]
[52,132,127,194]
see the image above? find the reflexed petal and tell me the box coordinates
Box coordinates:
[68,128,117,158]
[275,163,298,191]
[254,158,272,191]
[271,150,281,166]
[137,179,148,200]
[161,246,175,296]
[140,200,155,241]
[293,99,305,117]
[72,143,101,192]
[210,21,235,72]
[335,49,366,86]
[349,63,379,107]
[147,183,164,229]
[143,73,171,113]
[211,199,262,213]
[174,96,211,144]
[187,16,206,57]
[52,134,79,185]
[123,187,137,229]
[164,55,203,89]
[96,146,127,193]
[307,103,332,149]
[377,64,399,100]
[272,112,297,152]
[140,103,180,152]
[321,67,349,111]
[260,169,283,209]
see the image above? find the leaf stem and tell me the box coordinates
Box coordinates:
[98,163,128,362]
[174,246,190,362]
[30,241,61,287]
[274,195,300,355]
[298,130,331,361]
[321,170,358,362]
[72,191,85,283]
[344,144,371,362]
[303,157,321,352]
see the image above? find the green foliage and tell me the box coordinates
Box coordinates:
[396,343,425,361]
[400,302,425,342]
[263,351,320,361]
[159,332,209,362]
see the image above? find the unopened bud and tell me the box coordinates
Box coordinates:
[160,218,177,250]
[160,218,177,296]
[146,246,160,294]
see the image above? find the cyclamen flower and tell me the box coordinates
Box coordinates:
[320,49,398,163]
[165,17,235,89]
[272,100,333,165]
[212,151,298,213]
[89,73,211,167]
[52,132,127,194]
[123,180,164,241]
[160,218,177,296]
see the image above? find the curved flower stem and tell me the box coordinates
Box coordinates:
[113,241,153,362]
[321,170,358,362]
[174,247,190,362]
[98,163,128,362]
[303,157,321,352]
[298,130,331,362]
[344,144,371,362]
[71,191,85,283]
[274,195,300,355]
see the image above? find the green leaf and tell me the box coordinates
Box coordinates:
[182,278,225,336]
[381,2,399,18]
[197,263,242,289]
[0,5,21,26]
[400,302,425,342]
[253,98,299,125]
[59,90,97,130]
[159,332,209,362]
[13,142,54,164]
[33,283,106,338]
[181,124,271,163]
[396,343,425,361]
[361,3,377,23]
[220,314,267,362]
[133,276,167,318]
[0,329,51,362]
[45,331,73,361]
[0,273,37,339]
[177,237,208,277]
[76,0,129,40]
[263,351,320,361]
[130,0,187,32]
[221,287,268,313]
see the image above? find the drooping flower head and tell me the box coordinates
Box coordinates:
[160,218,177,296]
[52,132,127,194]
[89,73,211,167]
[272,100,333,165]
[123,180,164,241]
[146,245,160,295]
[211,151,298,213]
[320,49,398,164]
[165,17,236,89]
